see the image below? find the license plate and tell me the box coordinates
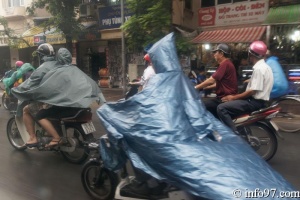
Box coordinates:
[81,121,96,134]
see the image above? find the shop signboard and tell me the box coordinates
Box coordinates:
[34,35,46,46]
[98,5,133,30]
[78,31,100,41]
[198,0,268,26]
[46,34,66,44]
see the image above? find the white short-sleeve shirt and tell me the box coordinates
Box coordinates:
[141,65,155,89]
[246,59,274,101]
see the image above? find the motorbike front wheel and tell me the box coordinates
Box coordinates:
[238,122,278,161]
[60,125,91,164]
[2,92,10,110]
[81,161,118,200]
[7,117,27,150]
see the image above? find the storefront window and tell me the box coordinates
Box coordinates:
[269,25,300,64]
[201,1,215,7]
[218,0,232,4]
[185,0,192,10]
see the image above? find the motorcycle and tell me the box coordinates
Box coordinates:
[81,136,196,200]
[6,106,96,164]
[234,102,281,161]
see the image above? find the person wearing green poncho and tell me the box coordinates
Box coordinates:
[3,61,35,95]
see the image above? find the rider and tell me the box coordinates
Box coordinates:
[12,43,58,147]
[129,54,156,89]
[216,41,274,132]
[194,43,238,118]
[3,61,36,95]
[12,46,103,148]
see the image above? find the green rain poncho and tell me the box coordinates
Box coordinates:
[3,64,35,94]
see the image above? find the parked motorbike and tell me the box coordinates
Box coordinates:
[234,102,281,161]
[81,136,196,200]
[7,106,96,164]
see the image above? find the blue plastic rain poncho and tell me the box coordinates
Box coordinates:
[97,33,295,199]
[12,48,104,108]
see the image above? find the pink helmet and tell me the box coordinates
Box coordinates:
[15,60,24,68]
[144,54,151,62]
[249,41,267,58]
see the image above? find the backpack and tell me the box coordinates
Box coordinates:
[266,56,288,99]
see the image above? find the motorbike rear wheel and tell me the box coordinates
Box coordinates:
[60,125,90,164]
[238,122,277,161]
[81,160,118,200]
[7,117,27,150]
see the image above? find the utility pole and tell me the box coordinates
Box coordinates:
[121,0,126,96]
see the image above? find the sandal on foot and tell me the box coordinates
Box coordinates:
[25,142,38,148]
[45,138,62,148]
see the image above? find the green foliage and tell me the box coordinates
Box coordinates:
[0,17,30,48]
[175,33,196,56]
[122,0,195,56]
[122,0,172,52]
[27,0,83,43]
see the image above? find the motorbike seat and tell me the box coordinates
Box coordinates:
[48,108,92,123]
[250,103,279,116]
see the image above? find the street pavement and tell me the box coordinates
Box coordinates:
[0,88,299,200]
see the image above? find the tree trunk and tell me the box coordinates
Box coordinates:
[65,35,73,54]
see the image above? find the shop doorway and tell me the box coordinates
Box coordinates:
[90,53,106,81]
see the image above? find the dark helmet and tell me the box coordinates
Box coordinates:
[212,43,231,55]
[249,41,267,58]
[36,43,55,56]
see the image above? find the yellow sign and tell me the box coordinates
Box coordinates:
[46,34,66,44]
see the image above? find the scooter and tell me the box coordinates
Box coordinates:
[7,106,96,164]
[234,102,281,161]
[81,136,196,200]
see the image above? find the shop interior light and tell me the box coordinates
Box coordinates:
[204,44,210,50]
[290,30,300,42]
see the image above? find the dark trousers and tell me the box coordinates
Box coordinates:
[216,98,266,132]
[202,97,223,119]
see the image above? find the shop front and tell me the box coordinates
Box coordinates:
[98,4,136,88]
[191,0,269,87]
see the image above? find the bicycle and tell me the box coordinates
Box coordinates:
[272,95,300,133]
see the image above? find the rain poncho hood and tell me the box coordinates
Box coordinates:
[97,33,295,199]
[12,48,104,108]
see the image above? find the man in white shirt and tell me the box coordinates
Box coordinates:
[129,54,156,89]
[216,41,274,132]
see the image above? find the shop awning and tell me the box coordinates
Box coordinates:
[263,4,300,25]
[18,26,45,48]
[191,26,266,44]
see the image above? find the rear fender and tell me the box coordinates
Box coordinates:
[257,120,284,140]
